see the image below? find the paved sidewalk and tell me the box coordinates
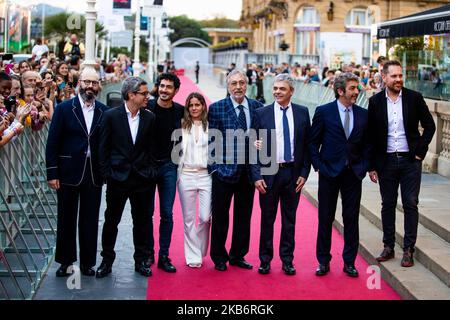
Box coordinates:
[34,193,148,300]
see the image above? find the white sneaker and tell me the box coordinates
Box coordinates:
[187,263,202,268]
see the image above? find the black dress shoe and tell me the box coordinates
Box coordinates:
[315,263,330,276]
[258,262,270,275]
[343,264,359,277]
[135,261,152,277]
[282,262,296,275]
[214,262,227,271]
[95,261,112,278]
[158,256,176,273]
[229,259,253,269]
[80,265,95,277]
[56,264,73,277]
[376,246,395,262]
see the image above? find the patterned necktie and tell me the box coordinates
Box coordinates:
[282,107,291,162]
[237,105,247,131]
[344,108,350,139]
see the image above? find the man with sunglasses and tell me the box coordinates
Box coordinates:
[146,73,184,273]
[46,67,108,277]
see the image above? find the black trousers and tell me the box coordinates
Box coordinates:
[316,168,361,265]
[379,154,422,251]
[55,162,102,267]
[210,170,255,264]
[100,173,153,265]
[259,167,300,264]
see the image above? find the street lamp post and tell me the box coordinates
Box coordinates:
[83,0,97,69]
[42,4,45,42]
[133,2,142,76]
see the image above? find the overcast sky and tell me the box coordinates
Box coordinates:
[15,0,243,20]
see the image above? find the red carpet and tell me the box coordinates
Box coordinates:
[146,76,401,300]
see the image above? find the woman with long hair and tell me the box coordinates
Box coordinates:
[177,92,211,268]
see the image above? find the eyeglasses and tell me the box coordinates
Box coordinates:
[82,80,100,86]
[135,91,151,97]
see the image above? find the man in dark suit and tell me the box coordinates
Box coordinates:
[46,67,108,277]
[146,73,184,273]
[368,60,436,267]
[309,73,370,278]
[95,77,156,278]
[250,74,311,275]
[209,69,264,271]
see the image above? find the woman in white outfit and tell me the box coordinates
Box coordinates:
[177,92,211,268]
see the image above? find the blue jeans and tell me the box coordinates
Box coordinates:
[149,161,178,257]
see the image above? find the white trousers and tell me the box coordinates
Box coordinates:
[178,171,212,265]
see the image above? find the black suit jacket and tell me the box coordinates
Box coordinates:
[250,103,311,189]
[99,104,157,182]
[368,87,436,172]
[46,96,108,187]
[309,100,370,180]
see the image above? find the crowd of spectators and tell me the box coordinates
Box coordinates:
[243,56,388,102]
[0,34,138,149]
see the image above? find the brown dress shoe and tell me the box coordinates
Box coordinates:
[401,249,414,267]
[376,246,395,262]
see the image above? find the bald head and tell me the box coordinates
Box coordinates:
[79,67,99,81]
[79,67,100,102]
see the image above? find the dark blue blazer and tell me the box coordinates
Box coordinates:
[208,96,263,183]
[309,100,370,180]
[46,96,108,187]
[250,103,311,189]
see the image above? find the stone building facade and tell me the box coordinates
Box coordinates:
[240,0,450,65]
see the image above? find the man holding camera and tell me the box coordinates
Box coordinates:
[46,68,108,277]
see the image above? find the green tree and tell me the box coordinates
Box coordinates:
[200,17,239,29]
[44,12,107,58]
[168,15,211,46]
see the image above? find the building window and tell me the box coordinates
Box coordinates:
[345,8,374,26]
[294,6,320,56]
[345,7,374,59]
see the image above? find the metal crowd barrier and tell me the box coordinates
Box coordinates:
[262,77,369,117]
[0,125,57,299]
[0,77,140,300]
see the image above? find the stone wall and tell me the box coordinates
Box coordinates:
[425,98,450,178]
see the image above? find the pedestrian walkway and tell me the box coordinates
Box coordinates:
[33,72,450,300]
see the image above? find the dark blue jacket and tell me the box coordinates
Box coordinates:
[208,96,263,183]
[46,96,109,186]
[309,100,370,180]
[250,103,311,188]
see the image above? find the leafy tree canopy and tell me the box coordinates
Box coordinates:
[168,15,211,47]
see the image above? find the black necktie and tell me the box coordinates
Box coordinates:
[237,105,247,131]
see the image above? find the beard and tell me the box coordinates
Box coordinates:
[80,87,98,102]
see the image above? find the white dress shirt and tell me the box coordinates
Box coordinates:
[337,99,353,137]
[274,101,294,163]
[124,102,140,145]
[386,90,409,152]
[78,94,95,156]
[182,124,209,170]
